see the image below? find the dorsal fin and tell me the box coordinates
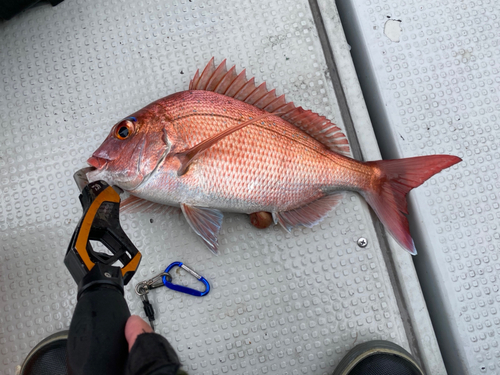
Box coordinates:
[189,58,351,156]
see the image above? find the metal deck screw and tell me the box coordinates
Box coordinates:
[357,237,368,248]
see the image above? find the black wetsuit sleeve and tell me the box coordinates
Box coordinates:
[125,332,182,375]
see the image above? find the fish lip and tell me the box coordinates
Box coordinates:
[87,156,107,169]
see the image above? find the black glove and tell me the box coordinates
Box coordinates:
[125,332,182,375]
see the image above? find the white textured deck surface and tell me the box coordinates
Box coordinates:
[0,0,443,374]
[337,1,500,374]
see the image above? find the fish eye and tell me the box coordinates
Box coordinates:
[117,125,129,138]
[114,119,135,140]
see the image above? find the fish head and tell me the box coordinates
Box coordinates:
[87,112,168,190]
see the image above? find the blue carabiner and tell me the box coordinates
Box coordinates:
[162,262,210,297]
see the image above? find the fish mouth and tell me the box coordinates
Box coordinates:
[87,156,108,169]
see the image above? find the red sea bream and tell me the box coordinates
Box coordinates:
[87,58,461,254]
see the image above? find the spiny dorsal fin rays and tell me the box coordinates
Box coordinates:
[224,69,249,98]
[190,69,200,91]
[189,58,351,156]
[234,77,258,102]
[262,93,287,113]
[192,57,216,90]
[213,65,238,94]
[206,60,230,92]
[243,82,268,104]
[175,111,280,176]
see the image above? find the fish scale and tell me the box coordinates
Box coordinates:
[162,93,349,211]
[87,59,461,254]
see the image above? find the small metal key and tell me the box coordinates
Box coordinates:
[136,283,156,331]
[135,272,172,331]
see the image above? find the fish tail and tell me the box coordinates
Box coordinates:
[363,155,461,255]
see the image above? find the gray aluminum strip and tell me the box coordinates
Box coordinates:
[336,1,500,374]
[0,0,424,374]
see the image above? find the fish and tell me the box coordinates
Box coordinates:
[87,58,461,255]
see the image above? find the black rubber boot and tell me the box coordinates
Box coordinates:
[333,340,425,375]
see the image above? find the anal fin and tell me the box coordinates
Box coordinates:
[181,204,224,255]
[274,193,345,232]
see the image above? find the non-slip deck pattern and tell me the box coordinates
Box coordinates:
[0,1,411,374]
[336,1,500,373]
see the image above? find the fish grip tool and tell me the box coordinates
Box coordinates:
[64,167,142,375]
[65,172,141,288]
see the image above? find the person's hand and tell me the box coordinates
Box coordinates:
[124,315,181,375]
[125,315,153,351]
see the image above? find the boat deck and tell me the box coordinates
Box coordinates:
[1,1,497,374]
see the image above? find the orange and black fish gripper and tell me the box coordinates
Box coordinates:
[64,179,142,288]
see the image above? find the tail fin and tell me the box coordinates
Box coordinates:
[363,155,461,255]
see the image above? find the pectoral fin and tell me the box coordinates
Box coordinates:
[176,111,275,176]
[181,204,224,255]
[121,195,178,216]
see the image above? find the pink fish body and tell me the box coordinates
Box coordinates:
[88,59,461,254]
